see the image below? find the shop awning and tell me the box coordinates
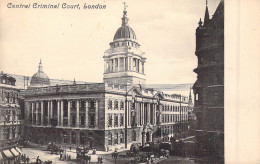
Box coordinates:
[10,148,19,156]
[0,153,3,160]
[2,150,14,158]
[15,147,22,154]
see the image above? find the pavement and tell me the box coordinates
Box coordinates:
[19,144,127,164]
[18,144,207,164]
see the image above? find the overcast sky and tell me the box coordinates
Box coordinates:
[0,0,220,84]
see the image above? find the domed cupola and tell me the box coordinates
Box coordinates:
[113,8,137,41]
[113,11,137,41]
[30,60,50,87]
[103,3,146,85]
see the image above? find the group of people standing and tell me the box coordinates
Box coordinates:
[15,154,30,164]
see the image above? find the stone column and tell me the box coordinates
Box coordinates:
[57,100,60,126]
[35,102,39,125]
[142,103,145,125]
[113,58,116,72]
[128,102,131,126]
[68,100,71,127]
[61,100,64,126]
[104,60,107,73]
[128,57,131,71]
[130,56,132,71]
[139,102,143,125]
[95,100,98,127]
[112,113,114,128]
[76,100,79,127]
[85,100,89,128]
[118,58,121,72]
[135,102,138,125]
[142,132,146,146]
[147,103,150,124]
[50,100,53,119]
[142,62,144,73]
[159,105,162,124]
[110,60,112,72]
[153,104,156,125]
[41,101,44,125]
[138,59,140,72]
[135,102,139,126]
[123,57,126,71]
[32,102,34,125]
[47,101,50,125]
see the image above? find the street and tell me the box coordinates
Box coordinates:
[20,146,199,164]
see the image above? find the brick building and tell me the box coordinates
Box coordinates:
[193,0,224,159]
[22,8,190,151]
[0,72,23,163]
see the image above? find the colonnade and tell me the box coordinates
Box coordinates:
[104,56,144,73]
[28,99,99,128]
[131,102,159,126]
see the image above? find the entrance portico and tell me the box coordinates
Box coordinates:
[141,123,153,145]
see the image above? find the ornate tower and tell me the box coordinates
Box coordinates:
[103,5,146,85]
[193,0,224,158]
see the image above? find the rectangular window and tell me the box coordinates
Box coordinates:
[120,114,124,126]
[114,114,118,127]
[108,114,112,127]
[89,114,95,127]
[114,101,118,110]
[108,100,112,110]
[120,101,124,110]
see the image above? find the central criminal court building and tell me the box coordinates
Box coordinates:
[23,9,191,151]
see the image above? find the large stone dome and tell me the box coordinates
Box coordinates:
[30,60,50,86]
[113,25,136,40]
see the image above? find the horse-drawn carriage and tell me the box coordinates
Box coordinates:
[76,146,90,162]
[47,142,61,154]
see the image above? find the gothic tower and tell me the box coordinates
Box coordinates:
[103,6,146,85]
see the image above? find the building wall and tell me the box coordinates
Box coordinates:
[23,83,189,151]
[0,75,22,151]
[193,0,224,159]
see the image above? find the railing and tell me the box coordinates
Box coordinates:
[24,83,106,96]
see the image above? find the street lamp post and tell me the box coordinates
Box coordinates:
[112,150,118,164]
[124,83,128,149]
[131,93,136,128]
[179,95,182,138]
[63,134,68,158]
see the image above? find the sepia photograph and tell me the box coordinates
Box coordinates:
[0,0,226,163]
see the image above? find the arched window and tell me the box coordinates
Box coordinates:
[115,132,119,144]
[120,131,124,143]
[114,100,118,110]
[108,132,112,145]
[79,132,85,145]
[71,132,76,144]
[108,100,112,110]
[132,130,136,141]
[63,131,68,143]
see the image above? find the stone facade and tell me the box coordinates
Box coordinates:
[20,7,191,152]
[193,0,224,159]
[0,72,23,162]
[23,83,189,151]
[103,9,146,85]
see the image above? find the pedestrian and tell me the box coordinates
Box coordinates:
[26,156,30,164]
[23,154,27,163]
[36,156,42,164]
[69,146,71,151]
[60,152,63,160]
